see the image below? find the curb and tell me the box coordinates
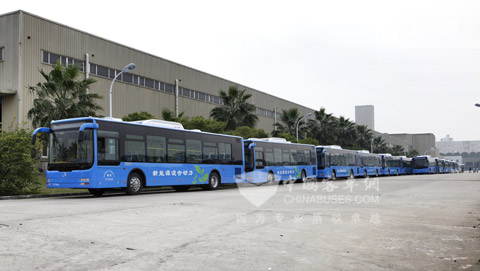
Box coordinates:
[0,192,90,200]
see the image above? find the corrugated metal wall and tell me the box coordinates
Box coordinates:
[6,11,315,133]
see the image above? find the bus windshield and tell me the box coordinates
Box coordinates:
[49,125,94,171]
[413,158,429,169]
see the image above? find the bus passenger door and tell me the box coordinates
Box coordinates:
[244,141,255,172]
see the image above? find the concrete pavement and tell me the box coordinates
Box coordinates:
[0,173,479,270]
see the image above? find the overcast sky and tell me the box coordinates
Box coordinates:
[4,0,480,141]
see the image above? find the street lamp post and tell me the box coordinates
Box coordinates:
[175,79,181,118]
[296,113,313,141]
[109,63,136,118]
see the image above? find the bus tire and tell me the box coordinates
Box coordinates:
[126,172,143,195]
[349,170,354,179]
[301,170,307,182]
[88,189,105,197]
[267,172,275,184]
[173,186,190,192]
[203,172,220,190]
[331,171,336,181]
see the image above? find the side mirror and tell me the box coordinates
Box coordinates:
[248,142,256,149]
[32,127,52,145]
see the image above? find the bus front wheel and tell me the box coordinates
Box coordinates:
[126,172,143,195]
[267,172,275,184]
[203,172,220,190]
[331,171,336,180]
[301,170,307,182]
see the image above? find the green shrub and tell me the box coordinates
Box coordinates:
[0,126,41,195]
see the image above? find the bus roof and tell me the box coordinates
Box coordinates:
[50,117,243,139]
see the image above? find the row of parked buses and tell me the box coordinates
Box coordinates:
[32,117,459,196]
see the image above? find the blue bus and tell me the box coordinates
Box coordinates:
[400,156,413,175]
[32,117,245,196]
[316,146,362,180]
[357,151,383,177]
[435,158,445,173]
[243,138,316,184]
[383,155,403,176]
[412,155,437,174]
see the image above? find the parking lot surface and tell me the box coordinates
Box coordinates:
[0,173,479,270]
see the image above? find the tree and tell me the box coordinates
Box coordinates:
[122,111,155,121]
[28,62,102,128]
[276,132,297,143]
[210,86,258,130]
[308,107,337,145]
[0,126,41,195]
[355,125,374,150]
[372,136,388,153]
[161,109,185,122]
[228,126,269,139]
[274,108,303,137]
[183,116,226,133]
[407,150,419,157]
[389,145,405,156]
[298,138,319,145]
[336,116,356,147]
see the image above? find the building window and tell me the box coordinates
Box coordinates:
[50,53,60,64]
[42,50,48,63]
[97,65,109,77]
[39,51,248,110]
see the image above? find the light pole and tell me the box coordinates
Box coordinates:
[296,113,312,141]
[109,63,136,118]
[175,79,181,118]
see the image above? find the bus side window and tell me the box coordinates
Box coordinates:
[218,142,232,164]
[282,149,290,166]
[147,135,166,163]
[265,148,274,166]
[167,138,185,163]
[186,139,202,163]
[125,134,145,162]
[98,130,119,165]
[274,148,282,166]
[203,142,218,164]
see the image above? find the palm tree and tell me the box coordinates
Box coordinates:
[336,116,356,147]
[389,145,405,156]
[28,62,102,128]
[210,86,258,131]
[161,109,185,122]
[308,107,337,145]
[372,136,388,153]
[355,125,374,150]
[274,108,303,137]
